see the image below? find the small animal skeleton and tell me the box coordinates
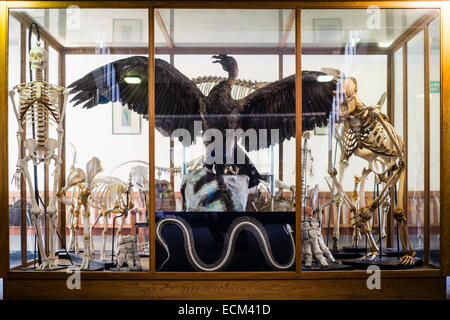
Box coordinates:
[302,218,335,267]
[115,235,142,271]
[58,156,103,269]
[9,44,68,270]
[246,179,295,212]
[88,175,133,260]
[59,156,135,267]
[56,144,86,255]
[328,77,415,265]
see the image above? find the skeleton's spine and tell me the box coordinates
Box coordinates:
[34,69,48,150]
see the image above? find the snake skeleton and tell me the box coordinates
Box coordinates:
[156,215,295,272]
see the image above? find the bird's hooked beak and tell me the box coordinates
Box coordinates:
[212,54,226,65]
[212,54,238,79]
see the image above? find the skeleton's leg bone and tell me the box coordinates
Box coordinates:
[318,235,335,262]
[311,236,328,266]
[46,157,62,269]
[21,160,51,269]
[359,168,371,208]
[116,213,127,250]
[101,212,108,260]
[332,198,343,251]
[380,192,390,239]
[394,167,416,264]
[352,226,361,247]
[331,159,348,251]
[328,168,355,213]
[303,241,313,267]
[89,214,101,256]
[73,203,81,254]
[81,205,91,270]
[359,220,379,260]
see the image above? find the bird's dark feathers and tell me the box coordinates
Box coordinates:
[68,56,149,115]
[154,58,206,139]
[239,71,336,151]
[69,56,336,151]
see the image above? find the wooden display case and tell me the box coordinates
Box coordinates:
[0,0,449,300]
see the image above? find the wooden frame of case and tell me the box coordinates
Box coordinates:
[0,0,448,299]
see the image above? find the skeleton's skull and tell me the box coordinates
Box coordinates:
[29,46,48,70]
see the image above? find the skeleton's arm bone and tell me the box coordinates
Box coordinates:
[372,111,405,163]
[9,90,21,123]
[328,169,354,211]
[59,89,68,124]
[9,90,25,183]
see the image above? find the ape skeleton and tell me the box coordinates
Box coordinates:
[329,77,416,265]
[9,44,68,270]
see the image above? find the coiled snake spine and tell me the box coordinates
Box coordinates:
[156,216,295,272]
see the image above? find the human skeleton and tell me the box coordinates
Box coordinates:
[9,44,68,270]
[328,77,416,264]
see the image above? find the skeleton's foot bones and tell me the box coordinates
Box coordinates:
[302,219,335,267]
[400,251,417,265]
[360,251,378,261]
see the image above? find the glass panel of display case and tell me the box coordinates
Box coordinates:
[428,17,440,266]
[8,15,23,268]
[301,8,439,270]
[407,31,425,260]
[8,8,149,272]
[394,48,404,138]
[154,9,297,272]
[392,47,403,254]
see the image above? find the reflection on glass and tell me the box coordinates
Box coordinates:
[301,8,439,270]
[394,48,404,138]
[407,31,425,260]
[8,8,149,271]
[429,18,440,266]
[155,9,300,272]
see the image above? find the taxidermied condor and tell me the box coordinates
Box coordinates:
[69,55,337,187]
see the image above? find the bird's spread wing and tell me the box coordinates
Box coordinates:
[155,58,206,140]
[239,71,336,151]
[69,57,206,143]
[68,56,149,115]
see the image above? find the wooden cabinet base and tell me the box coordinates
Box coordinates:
[4,277,446,300]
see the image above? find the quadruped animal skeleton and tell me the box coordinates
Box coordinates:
[58,149,136,269]
[9,43,68,270]
[57,156,103,269]
[328,77,416,265]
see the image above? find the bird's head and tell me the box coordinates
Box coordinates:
[212,54,238,75]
